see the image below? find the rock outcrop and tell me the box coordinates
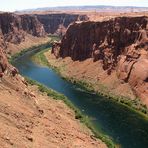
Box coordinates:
[0,47,8,75]
[51,41,61,58]
[36,13,89,36]
[0,13,46,45]
[52,16,148,103]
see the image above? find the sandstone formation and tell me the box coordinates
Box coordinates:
[0,12,88,45]
[0,47,8,75]
[36,13,89,35]
[52,16,148,104]
[0,13,45,45]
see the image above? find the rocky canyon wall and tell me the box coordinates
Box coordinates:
[0,12,88,45]
[0,13,46,45]
[0,12,88,76]
[36,13,89,35]
[52,16,148,103]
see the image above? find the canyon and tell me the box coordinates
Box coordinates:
[0,11,88,83]
[51,16,148,106]
[0,12,106,147]
[0,9,148,148]
[0,12,88,53]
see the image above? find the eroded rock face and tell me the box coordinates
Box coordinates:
[0,30,8,74]
[0,13,47,72]
[0,12,88,45]
[129,58,148,101]
[59,16,148,61]
[36,14,89,36]
[51,41,61,58]
[53,16,148,103]
[0,13,46,44]
[0,47,8,75]
[20,15,46,37]
[117,51,148,102]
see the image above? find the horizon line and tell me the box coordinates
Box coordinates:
[1,4,148,13]
[19,5,148,12]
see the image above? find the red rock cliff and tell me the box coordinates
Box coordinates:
[0,12,88,45]
[0,13,46,44]
[0,12,88,78]
[36,13,89,35]
[53,16,148,103]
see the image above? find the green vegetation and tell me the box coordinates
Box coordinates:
[9,42,51,64]
[25,77,116,148]
[48,34,61,42]
[9,34,60,64]
[31,48,50,67]
[30,34,61,66]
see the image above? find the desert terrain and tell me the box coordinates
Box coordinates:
[0,6,148,147]
[0,73,106,148]
[0,11,108,147]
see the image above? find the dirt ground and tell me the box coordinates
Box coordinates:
[0,73,106,148]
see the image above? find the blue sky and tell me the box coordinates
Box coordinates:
[0,0,148,12]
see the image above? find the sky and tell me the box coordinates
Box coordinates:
[0,0,148,12]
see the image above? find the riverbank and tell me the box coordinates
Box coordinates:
[0,73,107,147]
[26,77,115,148]
[10,39,115,147]
[43,49,148,117]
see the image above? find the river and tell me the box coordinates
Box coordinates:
[13,48,148,148]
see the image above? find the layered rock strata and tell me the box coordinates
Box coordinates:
[52,16,148,103]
